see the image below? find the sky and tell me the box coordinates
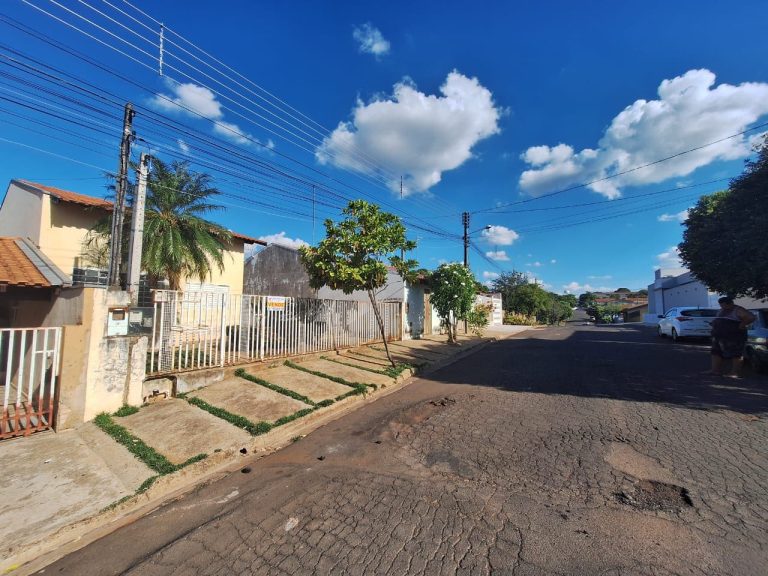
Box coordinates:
[1,0,767,294]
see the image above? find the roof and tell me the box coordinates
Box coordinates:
[11,180,265,244]
[0,237,72,288]
[13,179,113,210]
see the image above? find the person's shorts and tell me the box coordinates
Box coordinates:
[711,337,746,359]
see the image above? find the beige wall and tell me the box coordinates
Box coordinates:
[0,182,44,242]
[40,199,105,275]
[178,239,247,295]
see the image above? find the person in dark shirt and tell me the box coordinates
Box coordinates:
[709,296,756,378]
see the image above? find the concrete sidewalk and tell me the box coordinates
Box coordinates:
[0,331,529,574]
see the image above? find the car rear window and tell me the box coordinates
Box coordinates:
[680,309,718,317]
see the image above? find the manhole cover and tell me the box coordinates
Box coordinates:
[615,480,693,513]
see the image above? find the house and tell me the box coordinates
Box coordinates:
[244,244,428,338]
[0,236,76,328]
[646,268,764,322]
[0,180,263,295]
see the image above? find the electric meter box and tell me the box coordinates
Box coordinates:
[107,307,129,337]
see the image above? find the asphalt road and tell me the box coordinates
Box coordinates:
[41,323,768,575]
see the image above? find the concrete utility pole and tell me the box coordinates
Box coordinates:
[108,102,135,288]
[462,211,470,267]
[127,152,149,304]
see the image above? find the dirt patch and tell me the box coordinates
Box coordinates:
[379,397,457,442]
[604,442,678,485]
[615,479,693,513]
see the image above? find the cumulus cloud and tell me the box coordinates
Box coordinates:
[258,232,309,250]
[486,250,510,261]
[655,246,684,269]
[481,225,519,246]
[519,69,768,199]
[657,209,690,223]
[150,81,265,147]
[482,271,499,280]
[317,71,501,194]
[177,139,190,155]
[353,23,390,58]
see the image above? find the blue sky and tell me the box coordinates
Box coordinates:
[1,0,767,294]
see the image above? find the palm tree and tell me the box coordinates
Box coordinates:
[141,158,231,290]
[86,157,231,290]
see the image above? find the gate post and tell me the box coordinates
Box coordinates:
[219,293,228,367]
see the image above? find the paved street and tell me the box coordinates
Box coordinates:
[42,324,768,575]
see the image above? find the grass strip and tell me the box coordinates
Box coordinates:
[94,413,206,475]
[284,360,377,391]
[234,368,316,406]
[322,356,412,378]
[113,405,140,417]
[185,396,272,436]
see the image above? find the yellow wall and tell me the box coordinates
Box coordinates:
[39,198,106,275]
[178,239,247,295]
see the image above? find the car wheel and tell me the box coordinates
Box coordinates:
[671,328,679,342]
[658,326,665,338]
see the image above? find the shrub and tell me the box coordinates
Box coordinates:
[504,312,537,326]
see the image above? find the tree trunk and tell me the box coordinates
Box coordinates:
[368,289,396,368]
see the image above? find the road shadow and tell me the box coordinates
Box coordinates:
[423,324,768,415]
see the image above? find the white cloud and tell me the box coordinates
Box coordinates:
[587,275,613,280]
[519,69,768,199]
[481,225,519,246]
[657,209,690,223]
[655,246,684,269]
[525,273,552,290]
[258,232,309,250]
[177,139,190,155]
[485,250,509,261]
[562,281,615,294]
[317,71,501,194]
[550,259,557,264]
[353,23,390,58]
[151,81,257,146]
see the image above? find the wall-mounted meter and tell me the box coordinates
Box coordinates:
[107,307,129,337]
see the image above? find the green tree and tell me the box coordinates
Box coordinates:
[679,137,768,299]
[89,157,231,289]
[430,263,477,344]
[558,293,578,308]
[507,283,551,321]
[299,200,417,367]
[578,292,597,309]
[489,270,528,313]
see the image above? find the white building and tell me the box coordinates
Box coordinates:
[647,268,764,322]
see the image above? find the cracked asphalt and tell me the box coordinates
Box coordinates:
[42,323,768,575]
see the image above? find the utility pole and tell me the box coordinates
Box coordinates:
[462,211,470,267]
[127,153,149,304]
[108,102,135,288]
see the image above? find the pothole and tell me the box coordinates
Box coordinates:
[615,480,693,513]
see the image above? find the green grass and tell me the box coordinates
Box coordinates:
[322,356,412,379]
[94,413,206,475]
[113,405,140,417]
[284,360,377,391]
[234,368,316,406]
[184,396,273,436]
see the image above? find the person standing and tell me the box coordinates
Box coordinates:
[709,296,756,378]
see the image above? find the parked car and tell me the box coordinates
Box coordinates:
[657,307,718,341]
[745,309,768,372]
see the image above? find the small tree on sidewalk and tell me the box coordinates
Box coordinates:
[299,200,417,367]
[429,263,477,344]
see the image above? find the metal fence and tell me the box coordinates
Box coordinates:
[1,327,61,439]
[148,291,402,374]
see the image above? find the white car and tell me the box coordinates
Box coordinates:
[657,307,718,341]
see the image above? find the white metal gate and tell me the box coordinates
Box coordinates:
[148,291,402,374]
[1,327,61,439]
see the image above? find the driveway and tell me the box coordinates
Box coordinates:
[40,323,768,575]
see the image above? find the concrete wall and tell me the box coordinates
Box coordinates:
[0,182,43,243]
[179,239,247,296]
[244,244,316,298]
[404,283,425,338]
[57,288,147,428]
[42,199,108,275]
